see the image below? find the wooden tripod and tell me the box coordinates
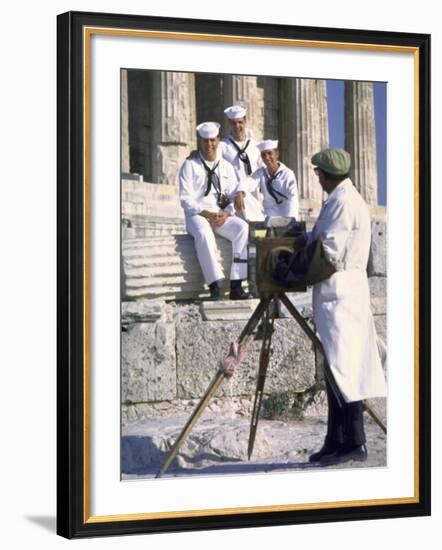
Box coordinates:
[156,293,387,478]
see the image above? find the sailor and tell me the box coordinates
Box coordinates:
[179,121,250,301]
[219,105,265,221]
[306,148,387,465]
[234,139,299,219]
[219,105,263,183]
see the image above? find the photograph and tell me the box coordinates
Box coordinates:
[120,69,388,480]
[55,9,430,538]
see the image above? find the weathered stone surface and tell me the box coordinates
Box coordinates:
[280,79,328,206]
[122,180,184,221]
[374,315,387,352]
[122,300,166,324]
[279,291,313,319]
[200,299,260,321]
[121,413,386,476]
[170,303,203,323]
[151,71,196,185]
[176,319,316,399]
[122,323,176,403]
[369,276,387,315]
[222,75,262,141]
[368,220,387,276]
[371,314,387,421]
[345,81,378,206]
[122,235,236,301]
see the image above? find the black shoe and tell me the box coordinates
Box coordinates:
[229,280,250,300]
[209,281,221,301]
[319,444,368,466]
[309,443,339,463]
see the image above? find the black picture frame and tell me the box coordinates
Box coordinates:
[57,10,431,539]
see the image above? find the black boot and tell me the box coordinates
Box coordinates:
[209,281,221,301]
[229,280,250,300]
[308,442,339,463]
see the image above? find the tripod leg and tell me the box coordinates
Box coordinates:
[156,370,225,478]
[248,302,275,460]
[279,294,387,433]
[156,298,269,478]
[279,293,344,408]
[363,400,387,434]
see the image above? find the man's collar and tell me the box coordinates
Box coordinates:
[323,178,352,203]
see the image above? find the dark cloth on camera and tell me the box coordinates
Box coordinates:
[269,237,337,288]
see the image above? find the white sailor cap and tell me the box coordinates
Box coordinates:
[224,105,247,120]
[257,139,279,152]
[196,121,220,139]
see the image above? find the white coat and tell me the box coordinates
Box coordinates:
[308,178,387,403]
[238,162,299,219]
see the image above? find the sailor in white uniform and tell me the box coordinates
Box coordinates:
[218,105,265,221]
[306,148,387,466]
[234,139,299,219]
[179,121,250,301]
[218,105,263,182]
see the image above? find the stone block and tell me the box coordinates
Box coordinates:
[122,300,166,324]
[374,315,387,350]
[122,322,176,403]
[176,319,316,399]
[368,220,387,276]
[200,299,260,321]
[122,235,236,301]
[278,291,313,319]
[369,277,387,315]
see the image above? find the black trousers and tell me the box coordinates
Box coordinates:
[325,379,366,448]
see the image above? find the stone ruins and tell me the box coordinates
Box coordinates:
[120,70,387,475]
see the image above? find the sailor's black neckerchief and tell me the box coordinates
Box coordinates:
[265,165,288,204]
[200,154,221,198]
[229,138,252,175]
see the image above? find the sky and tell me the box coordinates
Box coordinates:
[326,80,387,206]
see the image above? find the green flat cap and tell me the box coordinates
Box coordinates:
[311,148,351,176]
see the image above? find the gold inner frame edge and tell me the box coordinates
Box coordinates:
[82,26,421,524]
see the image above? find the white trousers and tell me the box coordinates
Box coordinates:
[185,214,249,285]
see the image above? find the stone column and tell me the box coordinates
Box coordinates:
[280,79,329,212]
[121,70,130,174]
[345,81,378,206]
[151,72,197,185]
[222,75,262,140]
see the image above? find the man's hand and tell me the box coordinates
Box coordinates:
[234,191,246,212]
[212,211,230,227]
[199,210,229,227]
[199,210,217,223]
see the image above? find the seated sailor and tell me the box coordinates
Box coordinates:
[179,121,250,301]
[234,139,299,220]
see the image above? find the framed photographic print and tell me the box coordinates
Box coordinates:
[57,10,431,538]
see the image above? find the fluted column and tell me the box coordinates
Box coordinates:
[222,75,262,140]
[345,81,378,206]
[280,79,329,209]
[152,72,197,185]
[121,70,130,174]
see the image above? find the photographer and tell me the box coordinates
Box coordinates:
[305,148,387,466]
[179,121,249,301]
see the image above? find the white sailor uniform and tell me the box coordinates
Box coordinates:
[237,162,299,219]
[179,154,249,285]
[218,134,263,183]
